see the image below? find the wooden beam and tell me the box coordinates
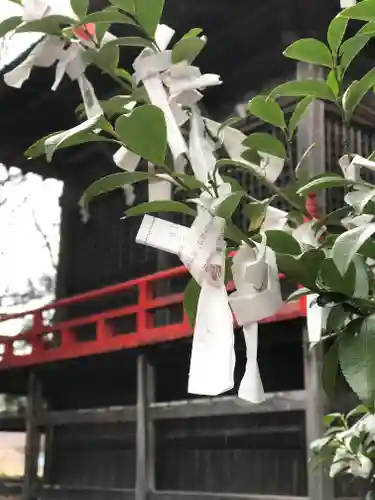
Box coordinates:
[23,372,43,500]
[151,492,307,500]
[37,405,136,426]
[136,353,154,500]
[149,391,306,420]
[296,62,334,500]
[303,329,334,500]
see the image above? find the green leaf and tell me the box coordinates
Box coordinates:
[115,105,167,165]
[340,34,370,74]
[25,131,112,159]
[339,316,375,401]
[0,16,22,38]
[218,116,242,134]
[80,172,153,213]
[265,230,301,256]
[297,174,357,195]
[215,192,244,219]
[44,115,103,162]
[247,96,286,129]
[71,0,89,18]
[183,28,203,38]
[173,173,208,191]
[286,287,314,302]
[172,37,206,64]
[184,279,200,328]
[327,70,340,98]
[135,0,164,36]
[346,404,370,420]
[85,43,120,72]
[270,80,336,101]
[332,222,375,275]
[322,341,339,398]
[343,68,375,119]
[288,96,314,137]
[276,249,325,290]
[341,1,375,22]
[328,15,348,54]
[83,9,135,25]
[244,200,268,231]
[243,133,286,159]
[323,412,343,426]
[283,38,333,68]
[109,0,135,11]
[326,305,347,333]
[317,258,356,297]
[125,200,196,218]
[16,15,75,34]
[108,36,153,48]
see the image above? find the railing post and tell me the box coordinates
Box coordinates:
[297,61,334,500]
[23,372,43,500]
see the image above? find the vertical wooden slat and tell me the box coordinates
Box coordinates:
[23,372,43,500]
[136,352,155,500]
[296,62,334,500]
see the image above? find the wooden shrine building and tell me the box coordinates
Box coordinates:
[0,1,374,499]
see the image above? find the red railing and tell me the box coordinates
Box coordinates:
[0,264,307,370]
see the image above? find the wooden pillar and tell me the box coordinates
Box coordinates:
[23,372,43,500]
[136,352,155,500]
[297,62,334,500]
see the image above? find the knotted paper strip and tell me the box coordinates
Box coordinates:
[230,244,282,402]
[306,295,330,344]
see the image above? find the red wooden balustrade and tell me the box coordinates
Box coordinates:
[0,263,307,370]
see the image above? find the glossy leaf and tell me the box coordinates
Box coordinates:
[286,287,313,303]
[83,9,135,25]
[322,341,339,399]
[317,258,356,297]
[340,34,370,73]
[283,38,333,68]
[332,222,375,275]
[135,0,164,36]
[172,37,206,64]
[270,80,336,101]
[265,230,301,256]
[288,96,315,137]
[216,192,244,219]
[339,316,375,401]
[108,36,153,48]
[80,172,153,212]
[328,15,348,54]
[243,133,286,159]
[44,115,103,162]
[125,200,196,218]
[245,200,268,231]
[247,96,286,129]
[184,278,200,328]
[341,1,375,22]
[0,16,22,38]
[85,43,120,71]
[343,68,375,119]
[183,28,203,38]
[297,174,357,195]
[115,105,167,165]
[276,249,325,290]
[109,0,135,11]
[16,15,75,34]
[71,0,89,18]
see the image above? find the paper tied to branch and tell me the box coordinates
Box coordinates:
[148,164,172,201]
[306,294,330,344]
[261,206,288,232]
[23,0,51,21]
[292,220,325,248]
[189,106,218,184]
[205,119,284,183]
[339,154,375,181]
[340,0,356,7]
[229,243,283,403]
[4,36,65,88]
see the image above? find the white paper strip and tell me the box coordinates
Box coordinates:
[306,294,330,344]
[293,221,324,248]
[52,43,86,90]
[136,215,188,254]
[23,0,50,20]
[148,164,172,201]
[261,206,288,232]
[205,119,284,183]
[340,0,356,7]
[238,323,265,403]
[77,74,102,119]
[113,147,140,172]
[188,240,235,396]
[189,108,216,184]
[4,36,65,88]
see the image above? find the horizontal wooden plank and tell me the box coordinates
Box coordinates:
[0,411,25,431]
[151,491,307,500]
[150,391,307,420]
[36,391,306,426]
[38,405,137,426]
[44,485,135,494]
